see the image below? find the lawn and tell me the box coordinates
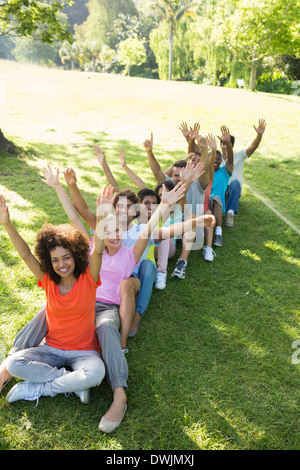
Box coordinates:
[0,60,299,451]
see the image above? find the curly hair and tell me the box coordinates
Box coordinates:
[34,223,90,284]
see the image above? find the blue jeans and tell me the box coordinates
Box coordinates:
[135,260,157,316]
[225,180,241,214]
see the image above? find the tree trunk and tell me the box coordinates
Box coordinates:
[168,22,174,81]
[250,57,258,91]
[0,129,16,154]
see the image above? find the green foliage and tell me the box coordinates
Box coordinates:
[256,71,294,95]
[212,0,300,89]
[75,0,138,45]
[149,22,169,79]
[0,0,73,44]
[118,35,147,75]
[13,37,61,67]
[5,0,300,93]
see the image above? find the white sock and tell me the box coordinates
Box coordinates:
[215,226,222,235]
[228,210,234,216]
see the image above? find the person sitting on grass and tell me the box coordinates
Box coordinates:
[144,131,210,279]
[187,128,217,262]
[0,192,106,409]
[222,118,267,227]
[74,147,160,342]
[209,126,233,247]
[119,148,204,289]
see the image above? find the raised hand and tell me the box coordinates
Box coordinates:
[94,145,106,165]
[0,195,10,225]
[189,122,200,140]
[196,134,208,148]
[62,167,77,186]
[180,160,205,185]
[218,125,231,144]
[119,149,126,167]
[42,164,60,188]
[207,133,217,151]
[160,182,186,207]
[254,118,266,135]
[189,126,199,141]
[143,132,153,153]
[179,122,190,139]
[96,184,115,218]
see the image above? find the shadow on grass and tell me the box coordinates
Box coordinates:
[0,134,299,450]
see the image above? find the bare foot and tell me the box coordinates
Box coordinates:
[0,361,12,393]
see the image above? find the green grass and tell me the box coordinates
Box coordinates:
[0,60,299,450]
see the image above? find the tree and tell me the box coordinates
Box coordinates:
[118,35,146,75]
[75,0,138,46]
[152,0,194,80]
[13,36,61,67]
[0,0,73,44]
[59,40,83,69]
[0,129,16,154]
[213,0,300,91]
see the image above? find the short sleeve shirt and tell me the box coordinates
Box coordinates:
[38,268,101,352]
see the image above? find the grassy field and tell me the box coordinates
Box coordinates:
[0,60,299,451]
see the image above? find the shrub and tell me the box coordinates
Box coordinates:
[256,71,294,95]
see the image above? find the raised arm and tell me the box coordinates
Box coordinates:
[246,118,266,157]
[178,160,205,211]
[0,195,44,282]
[133,182,187,263]
[62,167,97,231]
[144,132,166,183]
[207,134,217,181]
[119,149,147,190]
[42,165,90,239]
[219,126,233,175]
[89,185,114,282]
[187,124,201,154]
[195,135,210,189]
[94,145,120,192]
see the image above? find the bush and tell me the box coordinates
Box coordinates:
[256,71,294,95]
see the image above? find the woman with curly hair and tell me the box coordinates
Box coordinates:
[0,191,106,407]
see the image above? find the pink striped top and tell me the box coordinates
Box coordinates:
[95,246,137,305]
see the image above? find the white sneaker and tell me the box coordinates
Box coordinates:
[75,389,90,404]
[203,246,216,262]
[155,272,167,289]
[225,212,234,227]
[6,382,42,404]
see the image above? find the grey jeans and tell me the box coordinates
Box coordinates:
[8,302,128,392]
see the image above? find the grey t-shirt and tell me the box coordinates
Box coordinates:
[164,175,206,250]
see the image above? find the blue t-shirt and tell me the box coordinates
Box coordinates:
[210,166,230,213]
